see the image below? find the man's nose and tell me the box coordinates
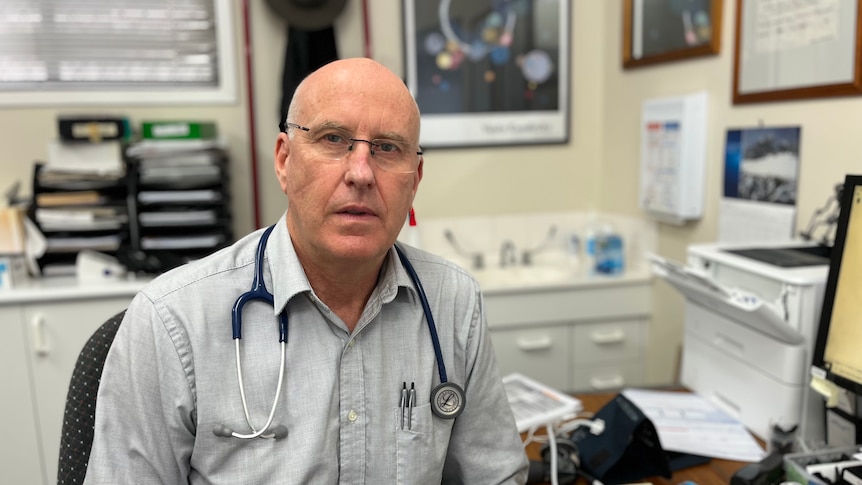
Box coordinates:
[343,139,376,184]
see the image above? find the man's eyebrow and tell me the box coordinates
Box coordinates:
[310,120,412,143]
[310,121,346,132]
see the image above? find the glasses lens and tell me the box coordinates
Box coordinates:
[294,125,419,173]
[370,139,417,173]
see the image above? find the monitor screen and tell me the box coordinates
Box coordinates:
[812,174,862,392]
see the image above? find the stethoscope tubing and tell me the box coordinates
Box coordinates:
[220,224,456,440]
[393,244,448,384]
[231,339,286,439]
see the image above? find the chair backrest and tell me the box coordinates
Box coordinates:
[57,310,126,485]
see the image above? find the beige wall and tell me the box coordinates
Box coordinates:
[2,1,860,386]
[601,0,862,384]
[250,0,605,225]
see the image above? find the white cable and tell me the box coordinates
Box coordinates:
[546,423,559,485]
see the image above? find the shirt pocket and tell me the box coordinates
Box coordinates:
[395,402,445,484]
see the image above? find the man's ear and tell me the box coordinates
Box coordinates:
[274,132,290,193]
[413,156,424,192]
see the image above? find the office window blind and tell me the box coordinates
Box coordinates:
[0,0,235,105]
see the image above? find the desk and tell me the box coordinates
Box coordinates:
[525,391,757,485]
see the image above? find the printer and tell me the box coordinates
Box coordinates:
[651,241,830,442]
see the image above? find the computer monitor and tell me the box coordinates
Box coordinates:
[811,174,862,394]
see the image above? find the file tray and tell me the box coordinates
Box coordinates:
[784,446,862,485]
[503,373,582,433]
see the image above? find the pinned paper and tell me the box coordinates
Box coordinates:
[810,375,842,408]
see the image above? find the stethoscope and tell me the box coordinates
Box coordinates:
[213,224,466,440]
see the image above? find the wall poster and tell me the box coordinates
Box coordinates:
[402,0,570,148]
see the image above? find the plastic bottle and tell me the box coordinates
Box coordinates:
[583,212,599,276]
[595,222,625,275]
[566,232,581,275]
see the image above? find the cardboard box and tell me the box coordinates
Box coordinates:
[0,207,25,254]
[0,207,28,289]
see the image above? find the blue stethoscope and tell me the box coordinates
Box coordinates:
[213,224,466,440]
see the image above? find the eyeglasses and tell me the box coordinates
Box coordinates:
[284,122,423,174]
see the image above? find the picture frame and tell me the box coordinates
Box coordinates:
[733,0,862,104]
[402,0,570,148]
[623,0,723,69]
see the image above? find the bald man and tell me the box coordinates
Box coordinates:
[85,58,528,484]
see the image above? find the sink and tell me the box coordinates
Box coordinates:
[471,264,574,288]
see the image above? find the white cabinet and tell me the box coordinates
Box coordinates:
[0,306,42,484]
[489,325,570,390]
[0,278,145,485]
[570,318,646,391]
[484,274,652,393]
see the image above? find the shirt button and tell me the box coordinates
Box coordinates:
[347,410,358,422]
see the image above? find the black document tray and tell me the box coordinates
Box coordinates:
[723,246,831,268]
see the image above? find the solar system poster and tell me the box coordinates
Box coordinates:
[403,0,570,148]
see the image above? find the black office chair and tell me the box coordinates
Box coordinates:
[57,310,126,485]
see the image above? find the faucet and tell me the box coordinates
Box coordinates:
[499,240,518,268]
[521,225,558,266]
[444,230,484,270]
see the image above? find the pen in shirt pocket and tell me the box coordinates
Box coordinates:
[400,382,408,430]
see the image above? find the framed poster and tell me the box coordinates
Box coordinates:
[623,0,723,69]
[733,0,862,104]
[402,0,570,148]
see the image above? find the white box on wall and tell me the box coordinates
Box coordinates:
[639,91,708,225]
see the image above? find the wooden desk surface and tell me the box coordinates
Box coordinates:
[525,391,756,485]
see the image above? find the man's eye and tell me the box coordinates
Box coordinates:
[322,133,346,144]
[376,141,401,153]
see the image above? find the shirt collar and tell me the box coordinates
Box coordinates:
[266,213,418,315]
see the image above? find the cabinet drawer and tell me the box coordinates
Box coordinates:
[490,326,569,390]
[571,363,645,392]
[572,319,645,365]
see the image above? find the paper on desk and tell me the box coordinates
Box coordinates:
[622,388,767,462]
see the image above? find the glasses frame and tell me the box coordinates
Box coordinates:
[283,122,423,174]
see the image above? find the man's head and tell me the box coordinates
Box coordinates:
[274,58,423,269]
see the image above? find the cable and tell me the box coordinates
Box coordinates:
[523,415,606,484]
[546,423,559,485]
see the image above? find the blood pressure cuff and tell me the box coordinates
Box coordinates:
[570,393,672,484]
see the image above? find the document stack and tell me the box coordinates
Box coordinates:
[29,116,131,275]
[124,121,233,271]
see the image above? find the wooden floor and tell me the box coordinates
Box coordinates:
[524,390,758,485]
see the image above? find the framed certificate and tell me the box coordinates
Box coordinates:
[733,0,862,104]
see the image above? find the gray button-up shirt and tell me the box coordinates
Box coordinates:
[85,216,528,484]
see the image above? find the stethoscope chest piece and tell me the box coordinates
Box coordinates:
[430,382,465,419]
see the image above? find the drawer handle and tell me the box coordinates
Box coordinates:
[590,329,625,345]
[516,336,553,351]
[590,375,624,390]
[31,314,49,357]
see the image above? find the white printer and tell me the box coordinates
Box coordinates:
[652,241,830,442]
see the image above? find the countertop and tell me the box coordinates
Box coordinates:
[0,275,151,304]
